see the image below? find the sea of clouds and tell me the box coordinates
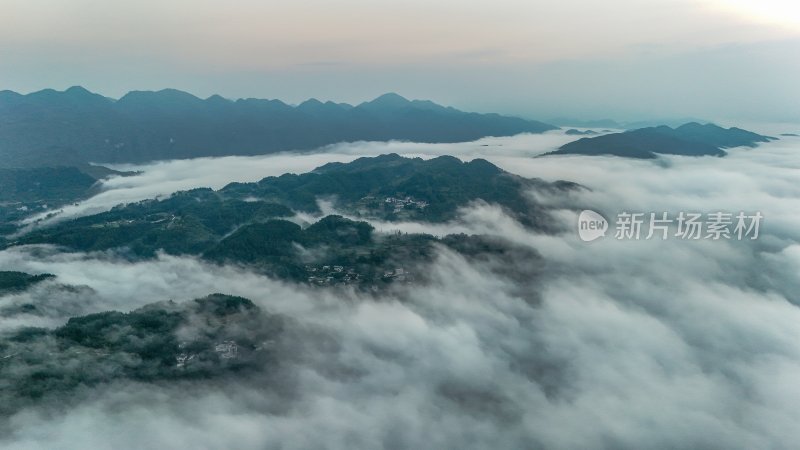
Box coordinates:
[1,129,800,449]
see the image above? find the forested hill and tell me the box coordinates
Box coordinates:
[3,155,568,287]
[0,293,285,416]
[222,153,578,227]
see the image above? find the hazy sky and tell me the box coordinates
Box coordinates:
[0,0,798,122]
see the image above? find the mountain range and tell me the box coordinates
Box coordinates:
[0,87,556,167]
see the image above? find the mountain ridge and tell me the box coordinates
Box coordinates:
[0,87,557,168]
[545,122,774,159]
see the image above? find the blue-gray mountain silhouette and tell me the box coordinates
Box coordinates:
[546,123,773,159]
[0,87,556,167]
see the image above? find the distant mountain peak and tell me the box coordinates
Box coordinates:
[118,89,205,108]
[675,122,714,130]
[20,86,111,107]
[297,98,348,115]
[0,90,23,102]
[364,92,411,108]
[206,94,231,104]
[121,88,200,100]
[64,85,92,95]
[300,98,323,106]
[375,92,409,101]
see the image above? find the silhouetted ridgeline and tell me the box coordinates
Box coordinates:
[545,122,774,159]
[0,87,556,167]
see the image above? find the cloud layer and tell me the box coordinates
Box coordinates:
[2,133,800,449]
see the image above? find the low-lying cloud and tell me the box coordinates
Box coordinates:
[1,132,800,449]
[22,131,577,227]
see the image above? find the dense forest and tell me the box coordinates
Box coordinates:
[0,294,284,416]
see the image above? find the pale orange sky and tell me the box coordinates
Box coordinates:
[0,0,798,121]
